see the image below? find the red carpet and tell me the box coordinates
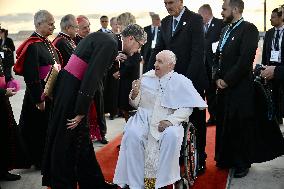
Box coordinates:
[96,134,122,182]
[96,126,229,189]
[191,126,228,189]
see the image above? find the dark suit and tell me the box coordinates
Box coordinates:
[0,37,15,81]
[141,25,160,73]
[147,7,209,166]
[261,27,284,123]
[204,17,224,121]
[214,21,259,168]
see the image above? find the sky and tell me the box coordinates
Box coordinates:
[0,0,283,33]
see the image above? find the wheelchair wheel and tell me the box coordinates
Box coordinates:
[183,122,198,186]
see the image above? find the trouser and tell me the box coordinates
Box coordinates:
[189,90,207,165]
[205,60,217,120]
[94,81,107,137]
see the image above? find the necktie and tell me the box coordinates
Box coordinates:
[173,19,178,29]
[204,23,209,34]
[172,19,178,36]
[274,29,280,51]
[152,27,156,40]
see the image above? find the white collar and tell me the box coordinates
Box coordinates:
[207,17,213,27]
[275,24,284,32]
[173,7,185,23]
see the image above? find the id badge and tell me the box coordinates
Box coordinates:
[270,50,280,62]
[151,40,156,49]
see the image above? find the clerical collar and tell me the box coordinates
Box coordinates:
[59,32,76,49]
[76,34,84,39]
[34,31,47,39]
[59,32,72,39]
[229,17,243,28]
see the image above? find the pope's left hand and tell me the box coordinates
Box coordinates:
[158,120,173,132]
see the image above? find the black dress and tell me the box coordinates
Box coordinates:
[41,32,118,189]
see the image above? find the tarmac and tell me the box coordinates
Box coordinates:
[1,74,284,189]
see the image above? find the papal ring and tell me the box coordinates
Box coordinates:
[73,121,76,124]
[134,84,137,87]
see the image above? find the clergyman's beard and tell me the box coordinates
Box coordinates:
[224,13,234,24]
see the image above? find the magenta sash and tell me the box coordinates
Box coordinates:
[64,54,88,80]
[39,65,52,80]
[0,76,6,88]
[6,79,21,92]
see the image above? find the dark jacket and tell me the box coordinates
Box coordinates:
[0,37,15,67]
[204,17,224,69]
[261,27,284,65]
[214,21,259,118]
[141,25,160,72]
[147,7,208,92]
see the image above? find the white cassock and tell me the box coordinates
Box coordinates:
[113,70,207,189]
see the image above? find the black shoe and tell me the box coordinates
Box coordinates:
[100,137,109,144]
[206,118,216,126]
[234,167,249,178]
[216,162,229,169]
[34,163,42,170]
[0,172,21,181]
[109,115,114,120]
[103,182,118,189]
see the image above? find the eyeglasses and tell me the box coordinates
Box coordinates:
[133,36,144,49]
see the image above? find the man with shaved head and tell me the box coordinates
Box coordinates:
[114,50,207,189]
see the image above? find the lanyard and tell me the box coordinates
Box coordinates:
[219,18,244,52]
